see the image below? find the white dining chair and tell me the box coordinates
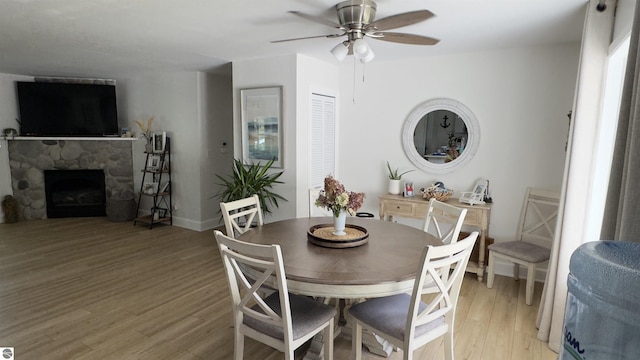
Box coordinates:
[347,232,478,360]
[214,230,336,360]
[220,194,263,238]
[486,187,560,305]
[422,198,467,245]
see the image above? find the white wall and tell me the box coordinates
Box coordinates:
[294,54,340,218]
[116,72,201,229]
[115,70,233,231]
[200,69,234,229]
[0,73,33,222]
[336,44,579,243]
[232,55,298,223]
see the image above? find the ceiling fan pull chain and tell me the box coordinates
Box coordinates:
[362,62,366,83]
[352,56,357,103]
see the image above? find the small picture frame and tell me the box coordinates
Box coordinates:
[152,131,167,153]
[404,181,414,197]
[147,155,161,170]
[142,182,158,195]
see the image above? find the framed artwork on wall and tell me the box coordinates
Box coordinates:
[240,86,283,168]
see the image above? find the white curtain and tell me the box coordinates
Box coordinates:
[536,0,616,352]
[601,0,640,240]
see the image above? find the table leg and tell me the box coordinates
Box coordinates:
[477,230,486,282]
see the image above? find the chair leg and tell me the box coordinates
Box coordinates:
[285,349,294,360]
[234,331,244,360]
[324,318,334,360]
[444,328,454,360]
[352,321,363,360]
[513,263,520,280]
[487,252,495,288]
[525,264,536,305]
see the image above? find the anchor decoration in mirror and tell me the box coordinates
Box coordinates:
[402,98,480,174]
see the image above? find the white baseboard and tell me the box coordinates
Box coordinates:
[170,216,222,232]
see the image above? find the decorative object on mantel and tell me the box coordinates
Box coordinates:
[420,182,453,201]
[307,223,369,248]
[314,175,365,236]
[386,161,414,195]
[2,128,18,139]
[135,116,154,153]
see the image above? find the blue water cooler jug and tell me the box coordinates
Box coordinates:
[560,241,640,359]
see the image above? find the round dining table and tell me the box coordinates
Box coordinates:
[238,216,440,299]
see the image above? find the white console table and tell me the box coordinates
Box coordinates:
[379,194,492,282]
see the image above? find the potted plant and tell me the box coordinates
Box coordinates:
[386,161,414,195]
[214,158,286,219]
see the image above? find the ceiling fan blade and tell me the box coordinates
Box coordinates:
[371,32,440,46]
[288,11,343,30]
[366,10,434,31]
[271,33,344,43]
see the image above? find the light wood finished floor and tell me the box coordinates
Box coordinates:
[0,218,558,360]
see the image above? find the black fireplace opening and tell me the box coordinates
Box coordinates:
[44,170,107,218]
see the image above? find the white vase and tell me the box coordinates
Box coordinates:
[388,179,402,195]
[333,211,347,236]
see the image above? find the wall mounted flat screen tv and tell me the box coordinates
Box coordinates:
[16,81,119,137]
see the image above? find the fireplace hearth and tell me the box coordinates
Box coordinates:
[44,170,107,218]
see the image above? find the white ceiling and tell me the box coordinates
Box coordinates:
[0,0,588,78]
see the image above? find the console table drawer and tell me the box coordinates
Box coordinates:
[386,201,414,217]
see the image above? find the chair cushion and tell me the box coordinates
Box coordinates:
[489,241,551,263]
[348,293,445,341]
[244,292,337,341]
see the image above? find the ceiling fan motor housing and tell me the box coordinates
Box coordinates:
[336,0,376,31]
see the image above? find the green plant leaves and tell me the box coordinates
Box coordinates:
[214,158,286,215]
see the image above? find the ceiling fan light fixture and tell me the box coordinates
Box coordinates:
[330,41,349,61]
[360,47,375,63]
[353,38,371,60]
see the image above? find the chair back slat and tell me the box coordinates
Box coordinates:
[215,231,292,336]
[406,232,478,344]
[422,198,467,245]
[220,194,264,238]
[517,188,560,248]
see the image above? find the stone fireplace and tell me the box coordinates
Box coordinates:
[8,139,135,220]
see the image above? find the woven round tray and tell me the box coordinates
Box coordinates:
[307,224,369,248]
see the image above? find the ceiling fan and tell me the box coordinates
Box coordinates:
[271,0,439,62]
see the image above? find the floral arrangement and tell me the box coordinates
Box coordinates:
[315,175,365,217]
[135,116,154,142]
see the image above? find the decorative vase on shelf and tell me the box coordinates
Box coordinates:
[333,211,347,236]
[388,179,402,195]
[145,141,153,153]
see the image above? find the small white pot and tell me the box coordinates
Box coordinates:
[388,179,402,195]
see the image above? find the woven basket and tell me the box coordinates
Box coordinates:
[421,188,454,202]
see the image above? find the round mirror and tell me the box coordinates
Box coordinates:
[402,98,480,174]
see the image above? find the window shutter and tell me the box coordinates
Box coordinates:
[310,93,336,189]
